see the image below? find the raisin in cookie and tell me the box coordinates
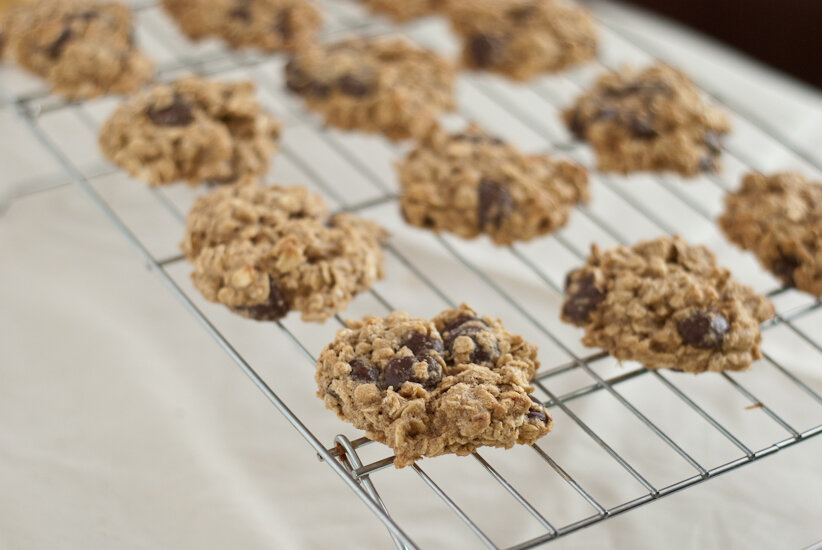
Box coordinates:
[719,172,822,296]
[399,124,589,245]
[99,77,280,185]
[447,0,597,81]
[561,236,774,373]
[1,0,153,99]
[182,180,388,322]
[285,37,454,141]
[161,0,321,52]
[564,64,730,176]
[357,0,440,22]
[316,305,552,467]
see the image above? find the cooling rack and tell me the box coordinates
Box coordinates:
[4,0,822,547]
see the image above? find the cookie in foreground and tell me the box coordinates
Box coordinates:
[182,180,388,323]
[563,64,729,176]
[399,124,589,245]
[161,0,322,52]
[561,236,774,373]
[719,172,822,297]
[1,0,153,99]
[284,37,454,141]
[99,77,281,185]
[316,304,552,468]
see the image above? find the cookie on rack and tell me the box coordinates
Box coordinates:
[356,0,440,22]
[399,124,589,245]
[561,236,774,373]
[161,0,322,52]
[563,64,730,176]
[719,172,822,296]
[0,0,153,99]
[99,77,281,185]
[446,0,597,80]
[316,304,552,467]
[182,180,388,322]
[284,36,455,141]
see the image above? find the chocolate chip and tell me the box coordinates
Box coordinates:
[349,359,378,382]
[478,179,514,231]
[698,155,717,173]
[380,356,441,390]
[568,110,587,140]
[453,133,505,146]
[237,279,289,321]
[337,74,374,97]
[468,33,503,68]
[704,131,722,154]
[443,316,495,365]
[273,10,293,40]
[595,108,619,121]
[507,5,537,22]
[402,332,444,357]
[527,395,548,422]
[772,254,800,287]
[562,273,605,324]
[146,94,194,127]
[229,0,251,21]
[46,27,73,59]
[628,114,657,139]
[443,315,485,335]
[677,310,729,350]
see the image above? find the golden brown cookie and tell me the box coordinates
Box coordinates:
[316,304,552,467]
[561,236,774,373]
[563,64,730,176]
[719,172,822,296]
[399,124,589,245]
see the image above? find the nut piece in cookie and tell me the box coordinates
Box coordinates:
[399,124,589,245]
[719,172,822,297]
[561,236,774,373]
[161,0,322,52]
[563,64,730,176]
[284,37,455,141]
[357,0,440,22]
[315,304,552,467]
[447,0,597,80]
[99,77,281,185]
[182,179,389,323]
[1,0,153,99]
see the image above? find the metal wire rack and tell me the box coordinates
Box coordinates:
[5,1,822,548]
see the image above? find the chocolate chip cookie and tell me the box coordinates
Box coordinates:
[161,0,322,52]
[563,64,730,176]
[561,236,774,373]
[399,124,589,245]
[447,0,597,80]
[182,180,388,322]
[719,172,822,297]
[99,77,281,185]
[1,0,153,99]
[285,37,455,141]
[316,304,552,467]
[357,0,440,22]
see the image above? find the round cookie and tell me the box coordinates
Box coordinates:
[316,305,552,467]
[161,0,322,52]
[719,172,822,297]
[1,0,153,99]
[99,77,281,186]
[284,37,455,141]
[182,180,388,323]
[447,0,597,80]
[399,124,589,245]
[357,0,440,22]
[563,64,730,176]
[561,236,774,373]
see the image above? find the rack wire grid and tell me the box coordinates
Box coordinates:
[4,0,822,548]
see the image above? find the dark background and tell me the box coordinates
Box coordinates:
[622,0,821,90]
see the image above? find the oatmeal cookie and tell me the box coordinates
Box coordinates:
[0,0,153,99]
[561,236,774,373]
[563,64,730,176]
[161,0,322,52]
[284,37,455,141]
[447,0,597,80]
[399,124,589,245]
[357,0,440,22]
[316,304,552,467]
[182,180,388,322]
[99,77,281,185]
[719,172,822,296]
